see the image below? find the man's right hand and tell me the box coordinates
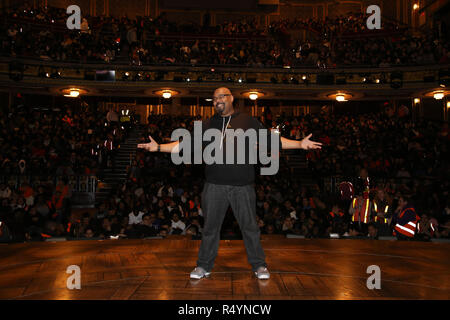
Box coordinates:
[137,135,159,152]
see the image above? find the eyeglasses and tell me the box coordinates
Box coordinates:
[212,94,231,102]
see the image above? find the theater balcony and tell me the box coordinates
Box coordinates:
[1,57,449,104]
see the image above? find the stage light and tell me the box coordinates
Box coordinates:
[433,91,444,100]
[45,72,50,78]
[249,93,258,100]
[238,77,243,83]
[290,77,299,84]
[64,89,80,98]
[205,98,212,102]
[302,75,307,80]
[62,87,86,97]
[375,78,380,84]
[133,74,139,81]
[447,101,450,108]
[336,93,347,102]
[135,72,143,81]
[122,72,130,80]
[185,77,191,82]
[414,98,420,104]
[154,89,179,99]
[328,92,351,102]
[413,4,419,10]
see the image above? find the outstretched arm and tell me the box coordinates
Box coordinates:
[281,134,322,150]
[137,135,180,153]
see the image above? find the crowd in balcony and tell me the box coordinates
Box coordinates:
[1,4,449,68]
[268,13,405,38]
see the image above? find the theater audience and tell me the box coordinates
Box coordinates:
[55,109,445,243]
[0,6,448,242]
[1,5,448,68]
[0,100,132,241]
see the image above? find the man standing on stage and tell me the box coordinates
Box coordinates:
[138,87,322,279]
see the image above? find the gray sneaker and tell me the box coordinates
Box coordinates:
[254,266,270,280]
[190,267,211,279]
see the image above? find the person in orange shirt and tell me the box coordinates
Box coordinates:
[55,179,71,200]
[48,191,64,223]
[19,182,34,206]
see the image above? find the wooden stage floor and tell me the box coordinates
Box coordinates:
[0,236,449,300]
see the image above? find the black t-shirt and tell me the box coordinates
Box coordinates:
[187,111,279,186]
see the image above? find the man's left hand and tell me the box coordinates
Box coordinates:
[301,134,323,150]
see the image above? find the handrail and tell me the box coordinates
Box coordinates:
[339,28,407,39]
[318,175,440,196]
[0,175,98,193]
[2,56,449,73]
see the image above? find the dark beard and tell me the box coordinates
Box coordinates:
[215,104,224,115]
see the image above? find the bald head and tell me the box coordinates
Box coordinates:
[213,87,234,117]
[214,87,232,95]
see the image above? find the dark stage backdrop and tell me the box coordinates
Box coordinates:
[161,0,257,10]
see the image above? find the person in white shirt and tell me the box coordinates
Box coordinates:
[170,212,185,234]
[128,210,145,225]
